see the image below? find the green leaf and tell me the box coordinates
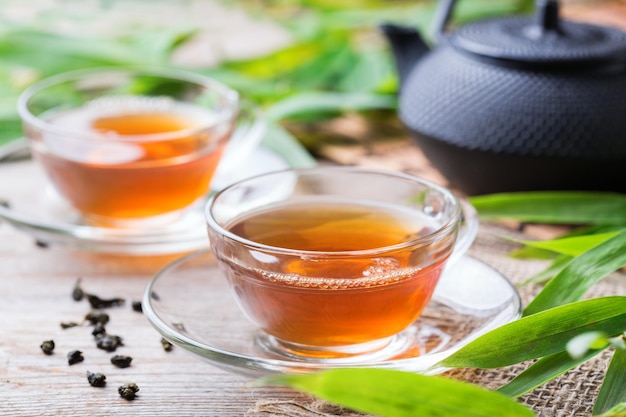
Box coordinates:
[594,349,626,415]
[0,29,154,73]
[497,349,605,398]
[258,368,535,417]
[510,246,561,260]
[440,297,626,369]
[265,91,396,121]
[520,255,572,285]
[261,123,317,169]
[594,403,626,417]
[335,49,395,94]
[524,231,626,315]
[517,232,621,257]
[468,192,626,226]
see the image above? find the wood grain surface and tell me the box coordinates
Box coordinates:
[0,223,314,417]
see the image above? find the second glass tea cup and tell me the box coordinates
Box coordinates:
[17,67,262,228]
[205,166,478,361]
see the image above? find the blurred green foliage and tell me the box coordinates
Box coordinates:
[0,0,534,147]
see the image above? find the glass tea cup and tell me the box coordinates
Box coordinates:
[205,166,478,362]
[17,67,262,228]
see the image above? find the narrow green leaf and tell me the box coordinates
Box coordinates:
[259,368,535,417]
[518,232,621,257]
[510,246,560,260]
[265,91,396,121]
[594,348,626,415]
[336,49,394,93]
[0,29,155,72]
[594,403,626,417]
[440,297,626,369]
[261,123,317,168]
[497,349,605,398]
[524,231,626,315]
[288,41,357,89]
[521,255,572,285]
[468,192,626,226]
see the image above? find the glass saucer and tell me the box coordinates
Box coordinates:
[0,144,311,255]
[143,249,521,378]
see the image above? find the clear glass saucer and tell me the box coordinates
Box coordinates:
[0,146,301,255]
[142,249,521,378]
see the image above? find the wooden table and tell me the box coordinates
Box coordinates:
[0,221,325,416]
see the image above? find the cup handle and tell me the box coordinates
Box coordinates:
[447,198,479,266]
[214,101,267,178]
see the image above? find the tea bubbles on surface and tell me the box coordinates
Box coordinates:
[216,198,449,351]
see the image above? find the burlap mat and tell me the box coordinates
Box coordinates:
[246,222,623,417]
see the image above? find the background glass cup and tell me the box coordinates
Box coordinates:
[17,67,258,228]
[205,166,478,361]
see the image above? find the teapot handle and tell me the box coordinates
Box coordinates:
[431,0,457,41]
[432,0,562,41]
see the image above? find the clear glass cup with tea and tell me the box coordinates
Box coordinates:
[205,166,478,362]
[17,67,260,228]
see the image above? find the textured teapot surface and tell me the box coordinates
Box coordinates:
[387,0,626,194]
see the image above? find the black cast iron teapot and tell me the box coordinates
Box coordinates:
[381,0,626,195]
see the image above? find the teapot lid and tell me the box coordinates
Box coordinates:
[450,1,626,69]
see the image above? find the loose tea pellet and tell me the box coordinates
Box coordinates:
[72,278,84,301]
[118,383,139,400]
[87,294,125,309]
[95,334,123,352]
[91,323,106,337]
[67,350,84,365]
[86,371,106,387]
[40,340,55,355]
[160,337,173,352]
[110,355,133,368]
[85,310,109,325]
[35,240,49,249]
[131,300,143,313]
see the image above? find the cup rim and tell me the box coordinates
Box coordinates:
[16,66,240,143]
[205,166,462,257]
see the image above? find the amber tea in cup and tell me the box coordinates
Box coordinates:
[205,167,478,361]
[17,68,244,228]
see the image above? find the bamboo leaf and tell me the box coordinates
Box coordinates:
[261,123,317,168]
[0,29,154,73]
[524,231,626,315]
[265,91,396,121]
[518,232,621,257]
[440,297,626,369]
[521,255,572,285]
[594,403,626,417]
[468,192,626,226]
[510,246,560,260]
[258,368,535,417]
[497,349,605,398]
[594,348,626,415]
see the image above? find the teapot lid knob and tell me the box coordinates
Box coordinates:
[536,0,560,34]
